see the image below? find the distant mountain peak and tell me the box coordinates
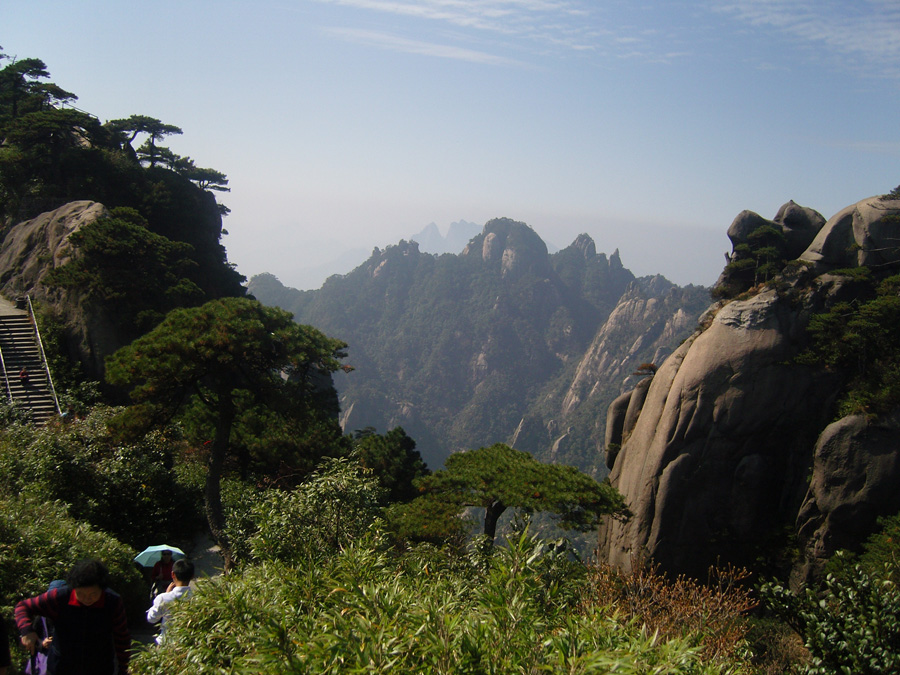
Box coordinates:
[410,219,481,255]
[571,233,596,258]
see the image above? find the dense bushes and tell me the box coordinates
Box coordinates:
[761,566,900,675]
[131,528,750,674]
[0,406,203,549]
[0,494,144,621]
[125,455,754,673]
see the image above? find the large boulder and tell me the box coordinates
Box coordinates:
[0,201,107,292]
[0,201,125,383]
[597,288,839,578]
[727,200,825,260]
[795,411,900,583]
[800,195,900,271]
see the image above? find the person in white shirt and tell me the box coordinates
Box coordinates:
[146,558,194,644]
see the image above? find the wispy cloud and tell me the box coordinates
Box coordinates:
[321,26,524,65]
[311,0,617,60]
[716,0,900,78]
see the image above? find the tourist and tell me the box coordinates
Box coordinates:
[15,559,130,675]
[146,559,194,644]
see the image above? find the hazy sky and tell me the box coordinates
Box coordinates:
[4,1,899,288]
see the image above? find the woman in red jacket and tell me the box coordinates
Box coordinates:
[15,559,130,675]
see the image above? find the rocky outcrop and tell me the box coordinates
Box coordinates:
[727,200,825,260]
[598,195,900,582]
[800,196,900,271]
[561,279,705,422]
[463,217,551,280]
[598,289,837,578]
[0,201,107,292]
[0,201,124,383]
[796,411,900,582]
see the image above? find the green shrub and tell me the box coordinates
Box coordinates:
[130,527,745,674]
[761,566,900,674]
[0,407,203,548]
[0,494,144,622]
[247,456,385,565]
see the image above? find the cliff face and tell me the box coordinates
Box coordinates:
[598,196,900,583]
[0,201,125,381]
[0,193,243,386]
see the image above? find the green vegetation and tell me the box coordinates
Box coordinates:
[394,443,626,543]
[105,297,349,568]
[714,224,789,299]
[353,426,429,503]
[0,47,244,306]
[4,45,900,675]
[798,274,900,417]
[762,562,900,674]
[129,512,754,674]
[45,207,203,335]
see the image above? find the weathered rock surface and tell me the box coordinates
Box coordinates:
[463,217,552,280]
[598,289,837,577]
[598,195,900,582]
[800,195,900,271]
[796,411,900,581]
[727,200,825,260]
[0,201,124,382]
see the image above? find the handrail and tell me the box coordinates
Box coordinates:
[25,295,62,416]
[0,344,12,405]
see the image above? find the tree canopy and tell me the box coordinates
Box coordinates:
[353,426,430,503]
[399,443,626,544]
[45,207,204,335]
[105,297,348,568]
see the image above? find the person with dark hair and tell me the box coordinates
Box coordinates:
[15,559,130,675]
[146,559,194,645]
[150,550,174,597]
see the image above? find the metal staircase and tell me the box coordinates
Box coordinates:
[0,296,61,424]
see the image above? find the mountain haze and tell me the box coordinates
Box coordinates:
[250,218,709,472]
[409,219,481,255]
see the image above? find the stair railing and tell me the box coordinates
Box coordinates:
[0,344,12,405]
[25,295,62,417]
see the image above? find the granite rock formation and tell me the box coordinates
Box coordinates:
[0,200,124,381]
[599,196,900,583]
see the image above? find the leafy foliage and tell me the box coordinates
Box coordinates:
[105,297,348,567]
[246,457,385,566]
[0,406,202,548]
[395,443,626,543]
[353,426,429,503]
[798,274,900,416]
[130,526,744,675]
[0,50,245,300]
[0,494,144,622]
[45,207,203,334]
[761,565,900,675]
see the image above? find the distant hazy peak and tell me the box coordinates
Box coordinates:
[610,248,623,270]
[410,219,481,255]
[570,233,597,258]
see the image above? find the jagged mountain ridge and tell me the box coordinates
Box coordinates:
[250,217,710,472]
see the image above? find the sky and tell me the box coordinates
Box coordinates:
[4,1,899,288]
